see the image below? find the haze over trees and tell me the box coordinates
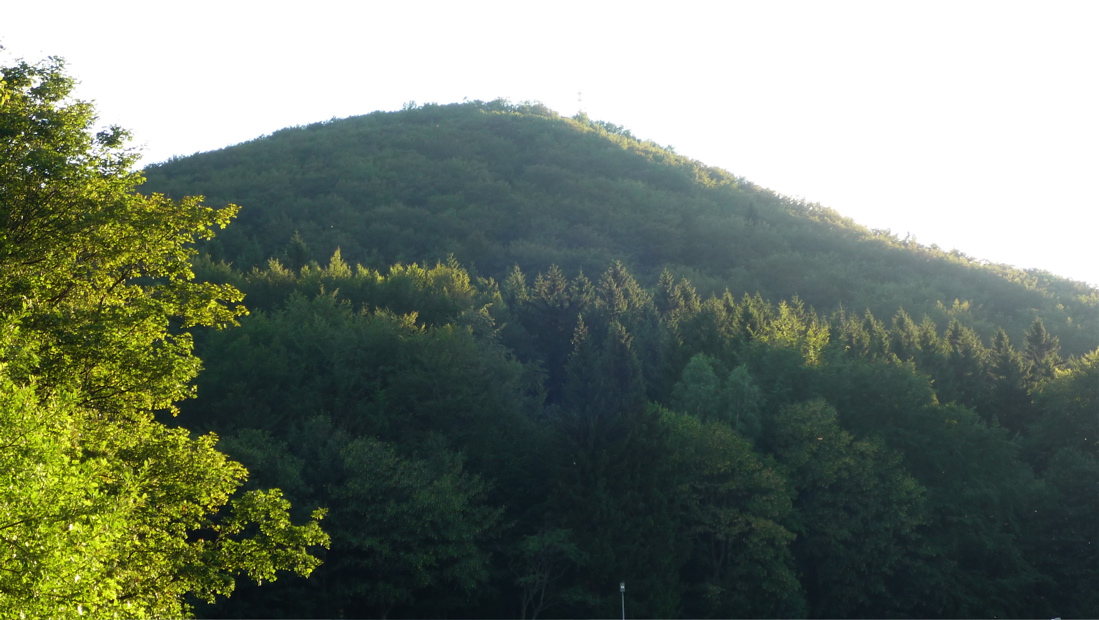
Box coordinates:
[4,56,1096,618]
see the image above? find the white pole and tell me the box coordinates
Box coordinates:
[620,582,625,620]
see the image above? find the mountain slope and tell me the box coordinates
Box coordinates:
[141,100,1097,354]
[140,101,1099,618]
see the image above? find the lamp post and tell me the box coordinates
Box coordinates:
[620,582,625,620]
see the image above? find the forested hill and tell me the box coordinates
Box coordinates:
[10,51,1096,618]
[141,99,1097,356]
[134,101,1098,618]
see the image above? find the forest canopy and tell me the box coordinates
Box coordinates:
[143,99,1098,358]
[4,56,1097,619]
[183,254,1097,619]
[146,100,1097,619]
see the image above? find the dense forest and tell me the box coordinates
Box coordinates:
[142,100,1098,358]
[3,56,1097,619]
[183,257,1097,619]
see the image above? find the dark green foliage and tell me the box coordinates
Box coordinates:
[938,319,989,408]
[909,404,1049,618]
[180,253,1095,618]
[182,262,547,618]
[986,329,1031,431]
[141,100,1098,358]
[550,318,685,617]
[327,437,501,618]
[516,265,593,405]
[1023,448,1099,618]
[889,309,922,362]
[510,528,587,620]
[766,400,926,618]
[126,103,1099,618]
[19,48,1099,618]
[1023,317,1062,388]
[671,354,725,421]
[665,410,804,617]
[1026,349,1099,464]
[671,354,763,440]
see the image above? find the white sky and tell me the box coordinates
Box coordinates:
[4,0,1097,286]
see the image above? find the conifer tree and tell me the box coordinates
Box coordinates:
[939,319,988,408]
[552,318,683,617]
[670,353,725,421]
[986,328,1030,431]
[524,266,590,403]
[889,309,922,361]
[1023,317,1061,389]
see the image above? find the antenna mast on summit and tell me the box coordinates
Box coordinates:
[578,90,584,114]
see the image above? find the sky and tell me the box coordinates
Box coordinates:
[4,0,1097,286]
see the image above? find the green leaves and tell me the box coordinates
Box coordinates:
[671,354,763,438]
[0,370,124,617]
[768,400,926,618]
[0,55,324,617]
[665,409,802,617]
[511,528,587,620]
[100,82,1099,617]
[328,437,500,616]
[213,490,328,589]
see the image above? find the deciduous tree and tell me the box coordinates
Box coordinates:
[0,54,326,617]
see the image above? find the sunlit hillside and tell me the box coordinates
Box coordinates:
[143,100,1098,355]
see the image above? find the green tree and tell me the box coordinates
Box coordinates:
[937,319,988,408]
[830,307,891,362]
[724,363,764,440]
[520,265,592,404]
[552,319,684,617]
[1023,317,1061,388]
[593,261,669,398]
[670,354,762,440]
[674,292,743,367]
[1028,348,1099,462]
[665,410,804,617]
[0,55,326,617]
[1024,447,1099,617]
[767,400,926,618]
[986,328,1031,432]
[889,309,921,361]
[912,404,1048,617]
[670,353,724,420]
[655,268,700,326]
[510,528,587,620]
[327,437,502,618]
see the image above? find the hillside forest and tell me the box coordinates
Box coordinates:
[2,54,1097,618]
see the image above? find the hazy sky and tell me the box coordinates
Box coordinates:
[4,1,1097,286]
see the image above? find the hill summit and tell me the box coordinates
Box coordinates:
[142,99,1096,353]
[141,100,1098,618]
